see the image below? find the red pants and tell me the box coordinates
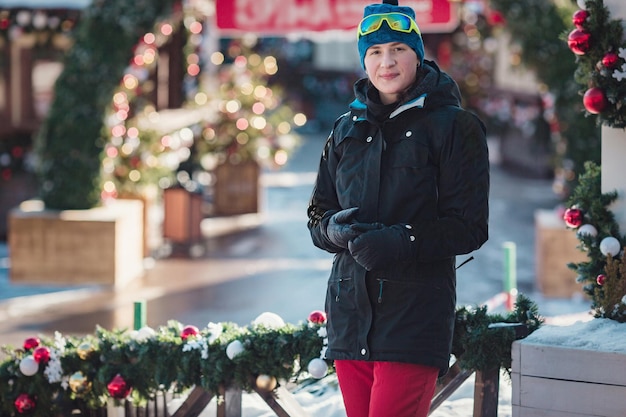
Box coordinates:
[335,360,438,417]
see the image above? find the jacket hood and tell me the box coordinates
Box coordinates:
[351,60,461,115]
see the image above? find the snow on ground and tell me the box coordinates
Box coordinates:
[165,371,512,417]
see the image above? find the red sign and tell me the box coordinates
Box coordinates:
[215,0,459,35]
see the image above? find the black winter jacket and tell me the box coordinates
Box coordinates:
[307,61,489,376]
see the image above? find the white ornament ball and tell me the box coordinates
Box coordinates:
[226,340,245,360]
[136,326,156,342]
[577,0,587,9]
[19,356,39,376]
[253,312,285,329]
[576,224,598,238]
[307,358,329,379]
[600,236,621,257]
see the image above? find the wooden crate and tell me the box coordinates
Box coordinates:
[8,199,144,288]
[213,160,260,216]
[534,209,587,297]
[512,332,626,417]
[162,187,203,243]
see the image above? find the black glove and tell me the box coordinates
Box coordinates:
[325,207,363,249]
[348,224,415,271]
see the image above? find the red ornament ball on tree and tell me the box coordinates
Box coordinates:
[308,310,327,324]
[572,9,589,28]
[107,374,132,399]
[602,52,620,69]
[567,29,591,55]
[596,274,607,286]
[180,325,200,340]
[563,207,584,228]
[14,393,36,414]
[583,87,608,114]
[33,346,51,364]
[23,337,40,351]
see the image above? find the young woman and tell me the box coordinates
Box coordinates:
[306,1,490,416]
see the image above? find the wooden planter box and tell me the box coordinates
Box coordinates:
[213,160,261,216]
[512,320,626,417]
[162,187,203,244]
[8,199,144,288]
[534,209,587,297]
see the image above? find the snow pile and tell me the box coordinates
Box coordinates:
[524,318,626,353]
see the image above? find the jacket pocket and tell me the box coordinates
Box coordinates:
[372,276,438,305]
[325,276,357,353]
[369,277,452,353]
[328,276,355,306]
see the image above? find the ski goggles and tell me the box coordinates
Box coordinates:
[357,12,421,38]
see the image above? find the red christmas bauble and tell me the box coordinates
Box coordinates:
[307,310,327,324]
[563,208,584,228]
[33,346,51,364]
[23,337,40,351]
[572,9,589,28]
[602,52,620,69]
[583,87,608,114]
[596,274,607,286]
[180,325,200,340]
[14,393,36,414]
[567,29,591,55]
[107,374,132,399]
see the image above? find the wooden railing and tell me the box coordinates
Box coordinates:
[70,358,500,417]
[83,291,522,417]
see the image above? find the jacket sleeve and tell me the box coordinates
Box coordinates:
[414,109,489,261]
[307,133,345,253]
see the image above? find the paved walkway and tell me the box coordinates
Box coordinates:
[0,133,591,350]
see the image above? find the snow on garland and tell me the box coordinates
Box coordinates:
[567,0,626,128]
[563,161,626,321]
[0,300,542,416]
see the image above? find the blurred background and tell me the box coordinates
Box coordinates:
[0,0,602,325]
[0,0,600,243]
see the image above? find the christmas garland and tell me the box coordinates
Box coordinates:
[563,161,626,321]
[567,0,626,128]
[452,294,542,374]
[0,312,328,416]
[0,300,542,416]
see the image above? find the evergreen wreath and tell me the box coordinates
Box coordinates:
[566,0,626,128]
[0,299,542,417]
[563,161,626,321]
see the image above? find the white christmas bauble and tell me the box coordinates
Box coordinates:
[32,12,47,29]
[19,356,39,376]
[136,326,156,342]
[600,237,621,257]
[577,224,598,238]
[226,340,245,360]
[577,0,587,9]
[307,358,329,379]
[252,312,285,329]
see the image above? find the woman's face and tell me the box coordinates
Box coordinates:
[364,41,418,105]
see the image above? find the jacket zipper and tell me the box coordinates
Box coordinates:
[335,277,351,302]
[377,279,387,303]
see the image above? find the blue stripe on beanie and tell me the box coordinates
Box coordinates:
[357,0,425,69]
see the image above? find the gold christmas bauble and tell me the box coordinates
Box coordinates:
[69,371,92,395]
[77,342,95,360]
[255,374,277,391]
